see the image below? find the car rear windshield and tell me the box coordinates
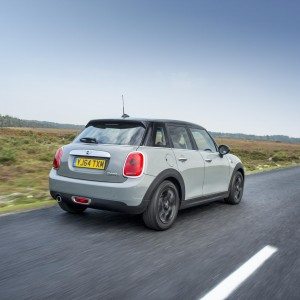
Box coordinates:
[74,122,146,146]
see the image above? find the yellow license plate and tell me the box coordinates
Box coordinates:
[74,157,106,170]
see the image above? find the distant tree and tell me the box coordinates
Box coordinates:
[0,114,83,130]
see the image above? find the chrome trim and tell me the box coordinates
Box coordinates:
[69,150,111,158]
[178,156,188,162]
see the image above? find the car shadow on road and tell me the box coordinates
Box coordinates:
[53,200,230,233]
[178,200,226,218]
[55,207,146,232]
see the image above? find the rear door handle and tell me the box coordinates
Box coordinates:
[178,156,188,162]
[205,159,212,163]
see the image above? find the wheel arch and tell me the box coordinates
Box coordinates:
[164,176,183,203]
[228,162,245,191]
[237,166,245,179]
[142,169,186,207]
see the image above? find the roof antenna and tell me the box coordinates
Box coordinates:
[121,94,130,118]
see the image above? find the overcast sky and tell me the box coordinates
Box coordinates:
[0,0,299,137]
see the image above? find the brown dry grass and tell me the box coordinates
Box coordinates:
[216,138,300,171]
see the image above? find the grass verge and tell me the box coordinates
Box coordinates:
[0,200,54,214]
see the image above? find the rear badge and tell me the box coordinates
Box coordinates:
[107,171,118,176]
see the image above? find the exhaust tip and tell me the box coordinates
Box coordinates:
[56,195,62,203]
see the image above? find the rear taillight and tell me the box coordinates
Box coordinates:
[53,147,63,170]
[123,152,144,177]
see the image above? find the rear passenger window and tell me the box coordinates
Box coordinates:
[153,126,167,147]
[190,128,216,152]
[168,126,193,150]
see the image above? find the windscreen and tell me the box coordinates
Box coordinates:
[74,122,145,146]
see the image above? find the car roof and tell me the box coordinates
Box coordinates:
[87,118,205,130]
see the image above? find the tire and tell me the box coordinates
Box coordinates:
[225,171,244,205]
[143,180,180,230]
[58,200,87,214]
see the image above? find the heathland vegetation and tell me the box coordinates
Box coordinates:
[0,127,299,213]
[1,114,300,143]
[0,128,78,213]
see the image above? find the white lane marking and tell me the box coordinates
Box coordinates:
[199,245,278,300]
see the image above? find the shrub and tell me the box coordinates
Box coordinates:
[272,151,288,162]
[38,153,53,162]
[23,139,31,144]
[0,149,16,164]
[249,150,268,160]
[26,147,38,154]
[244,164,256,171]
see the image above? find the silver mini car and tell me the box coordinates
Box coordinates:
[49,118,244,230]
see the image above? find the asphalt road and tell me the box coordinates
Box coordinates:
[0,167,299,300]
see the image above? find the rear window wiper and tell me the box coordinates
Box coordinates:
[80,137,98,144]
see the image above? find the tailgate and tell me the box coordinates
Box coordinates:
[57,143,138,183]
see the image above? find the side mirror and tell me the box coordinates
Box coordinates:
[218,144,230,157]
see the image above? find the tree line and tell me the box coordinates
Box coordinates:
[1,114,299,143]
[0,114,83,130]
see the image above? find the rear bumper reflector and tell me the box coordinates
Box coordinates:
[71,196,91,205]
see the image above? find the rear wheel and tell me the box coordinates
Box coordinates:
[225,171,244,205]
[143,180,180,230]
[58,200,87,214]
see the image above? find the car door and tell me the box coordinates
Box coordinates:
[189,128,230,195]
[167,124,205,200]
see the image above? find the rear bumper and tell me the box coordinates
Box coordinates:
[49,169,155,214]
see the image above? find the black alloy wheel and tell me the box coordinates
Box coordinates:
[143,180,180,230]
[225,171,244,205]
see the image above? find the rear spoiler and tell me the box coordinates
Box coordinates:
[86,119,148,128]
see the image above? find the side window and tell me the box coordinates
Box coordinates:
[168,125,193,150]
[153,125,167,147]
[190,128,217,152]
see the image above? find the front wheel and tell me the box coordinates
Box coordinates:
[225,171,244,205]
[143,180,180,230]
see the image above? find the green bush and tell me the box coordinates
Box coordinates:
[38,153,53,162]
[23,139,31,144]
[244,164,256,171]
[60,134,77,143]
[249,150,268,160]
[26,147,38,154]
[12,139,23,147]
[287,153,300,161]
[0,149,16,164]
[272,151,288,162]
